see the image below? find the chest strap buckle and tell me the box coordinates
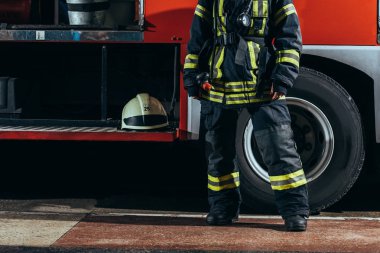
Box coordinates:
[215,33,237,46]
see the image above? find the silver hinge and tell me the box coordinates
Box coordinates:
[138,0,145,28]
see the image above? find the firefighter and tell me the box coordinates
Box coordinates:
[183,0,309,231]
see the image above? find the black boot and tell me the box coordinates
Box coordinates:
[284,215,307,231]
[206,209,239,226]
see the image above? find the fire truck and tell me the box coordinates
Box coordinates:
[0,0,379,212]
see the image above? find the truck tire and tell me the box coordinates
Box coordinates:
[236,67,365,213]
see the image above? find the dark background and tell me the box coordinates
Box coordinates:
[0,140,378,214]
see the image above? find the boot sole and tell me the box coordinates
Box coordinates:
[206,216,239,226]
[286,225,307,232]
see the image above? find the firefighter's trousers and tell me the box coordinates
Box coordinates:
[200,99,309,218]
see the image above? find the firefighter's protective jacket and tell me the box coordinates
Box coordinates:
[183,0,302,106]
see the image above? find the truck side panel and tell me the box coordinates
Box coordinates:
[302,46,380,143]
[143,0,379,140]
[144,0,196,43]
[144,0,379,46]
[144,0,197,136]
[294,0,378,45]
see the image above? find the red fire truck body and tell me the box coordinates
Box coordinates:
[0,0,379,212]
[145,0,380,142]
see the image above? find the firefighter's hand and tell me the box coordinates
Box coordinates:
[270,83,285,101]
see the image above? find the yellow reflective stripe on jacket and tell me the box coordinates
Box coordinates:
[184,54,199,69]
[227,92,255,98]
[249,0,268,36]
[202,92,286,105]
[248,19,255,35]
[215,0,226,36]
[195,4,212,23]
[201,90,224,103]
[213,87,256,93]
[218,0,224,17]
[257,17,266,36]
[248,17,267,36]
[212,81,257,93]
[226,93,271,105]
[276,49,300,68]
[274,3,297,26]
[220,16,227,33]
[226,94,285,105]
[215,81,256,86]
[247,42,259,81]
[210,82,225,92]
[270,169,307,191]
[208,172,240,192]
[247,41,259,82]
[247,41,258,70]
[217,17,227,36]
[201,94,223,103]
[211,46,225,79]
[252,0,268,17]
[225,81,256,92]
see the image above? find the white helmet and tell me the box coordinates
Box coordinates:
[121,93,169,130]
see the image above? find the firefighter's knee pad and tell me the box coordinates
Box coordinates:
[254,124,302,173]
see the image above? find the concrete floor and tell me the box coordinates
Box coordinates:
[0,198,379,253]
[0,141,379,252]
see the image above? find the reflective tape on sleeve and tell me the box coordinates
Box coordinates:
[195,4,212,24]
[184,54,199,69]
[275,49,300,68]
[274,3,297,26]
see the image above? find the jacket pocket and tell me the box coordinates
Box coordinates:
[200,100,216,131]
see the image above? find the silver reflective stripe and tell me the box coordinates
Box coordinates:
[185,58,198,64]
[270,174,306,187]
[258,0,263,17]
[226,93,256,102]
[277,52,300,61]
[208,177,239,187]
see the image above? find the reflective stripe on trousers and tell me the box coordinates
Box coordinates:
[200,99,309,218]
